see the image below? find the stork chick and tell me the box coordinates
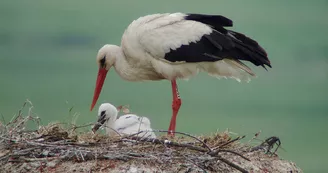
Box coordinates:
[92,103,156,138]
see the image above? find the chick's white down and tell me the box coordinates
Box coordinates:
[96,103,156,138]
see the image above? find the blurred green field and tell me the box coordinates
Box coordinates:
[0,0,327,172]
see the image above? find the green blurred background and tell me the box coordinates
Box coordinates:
[1,0,327,172]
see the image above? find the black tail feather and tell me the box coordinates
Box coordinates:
[229,31,271,68]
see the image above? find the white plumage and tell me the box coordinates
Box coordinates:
[125,13,212,59]
[92,103,156,139]
[115,114,156,139]
[90,13,271,136]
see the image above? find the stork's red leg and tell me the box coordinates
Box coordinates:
[168,80,182,136]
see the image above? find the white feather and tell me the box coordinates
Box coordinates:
[115,114,156,139]
[123,12,212,60]
[96,103,156,138]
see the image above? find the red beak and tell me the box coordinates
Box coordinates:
[90,68,108,111]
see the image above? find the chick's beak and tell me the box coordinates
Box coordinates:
[92,111,107,133]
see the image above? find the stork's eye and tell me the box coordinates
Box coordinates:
[125,116,131,119]
[100,56,106,68]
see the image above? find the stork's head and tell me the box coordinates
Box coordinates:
[92,103,118,133]
[90,45,118,111]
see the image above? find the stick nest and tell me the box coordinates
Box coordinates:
[0,101,302,173]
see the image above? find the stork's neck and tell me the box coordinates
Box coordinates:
[108,45,163,81]
[111,46,128,69]
[104,110,118,136]
[111,45,140,81]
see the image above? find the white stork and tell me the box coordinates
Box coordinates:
[92,103,156,138]
[90,13,271,136]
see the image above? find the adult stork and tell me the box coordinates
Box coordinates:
[90,13,271,136]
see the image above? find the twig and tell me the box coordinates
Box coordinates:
[183,155,207,172]
[122,137,207,153]
[219,135,246,148]
[67,122,94,132]
[247,130,261,143]
[93,123,122,137]
[208,147,249,162]
[129,130,212,152]
[11,100,28,124]
[9,156,61,162]
[206,135,249,162]
[217,156,249,173]
[209,136,246,156]
[159,130,212,151]
[218,150,250,161]
[79,150,85,161]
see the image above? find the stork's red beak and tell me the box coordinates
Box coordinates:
[90,68,108,111]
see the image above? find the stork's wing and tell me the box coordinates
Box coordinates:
[115,119,154,138]
[138,13,271,69]
[114,114,140,133]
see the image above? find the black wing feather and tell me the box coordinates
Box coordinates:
[164,14,271,69]
[165,33,223,63]
[185,14,232,34]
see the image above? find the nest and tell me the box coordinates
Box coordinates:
[0,101,302,173]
